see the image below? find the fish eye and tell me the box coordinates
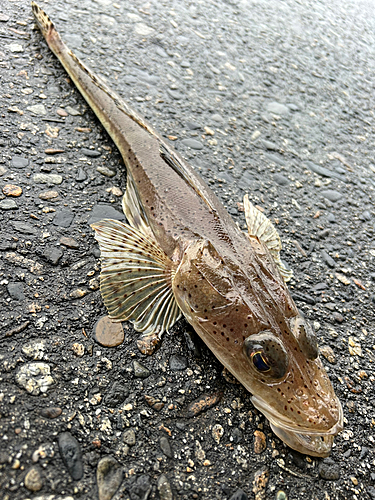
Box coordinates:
[251,351,271,372]
[244,332,288,379]
[289,316,318,360]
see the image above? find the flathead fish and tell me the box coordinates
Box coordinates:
[32,2,343,456]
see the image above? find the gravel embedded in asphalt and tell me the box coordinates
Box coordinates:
[0,0,375,499]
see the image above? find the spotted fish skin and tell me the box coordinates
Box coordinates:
[32,2,343,457]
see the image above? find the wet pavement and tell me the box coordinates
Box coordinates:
[1,0,375,499]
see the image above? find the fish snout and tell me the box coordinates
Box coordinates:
[251,393,343,457]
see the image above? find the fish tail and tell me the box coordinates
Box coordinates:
[31,2,58,44]
[31,1,152,158]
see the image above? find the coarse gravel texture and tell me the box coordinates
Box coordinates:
[1,0,375,499]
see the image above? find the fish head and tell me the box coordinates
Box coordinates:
[172,238,343,457]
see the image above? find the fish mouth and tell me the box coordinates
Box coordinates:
[251,396,344,457]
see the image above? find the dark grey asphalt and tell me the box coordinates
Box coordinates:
[1,1,375,499]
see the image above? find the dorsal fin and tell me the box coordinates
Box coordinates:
[122,175,152,237]
[243,194,293,282]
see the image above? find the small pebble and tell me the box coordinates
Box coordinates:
[319,345,336,363]
[137,331,161,355]
[181,138,204,150]
[97,455,124,500]
[253,430,267,454]
[66,105,80,116]
[3,184,22,196]
[232,428,243,443]
[70,288,87,299]
[72,343,85,357]
[56,108,68,117]
[39,190,59,200]
[88,204,125,224]
[33,173,63,185]
[104,381,129,407]
[318,457,340,480]
[186,391,223,417]
[169,354,188,371]
[158,474,173,500]
[58,432,83,480]
[160,436,173,458]
[133,360,150,378]
[261,139,278,151]
[80,147,100,158]
[167,89,183,100]
[13,221,37,235]
[273,173,289,186]
[211,113,224,123]
[129,474,152,499]
[134,23,155,36]
[276,492,288,500]
[321,250,336,268]
[0,199,18,209]
[94,316,124,347]
[7,282,25,301]
[24,466,43,492]
[333,312,344,323]
[306,161,341,180]
[229,489,248,500]
[41,246,64,265]
[110,186,123,196]
[60,236,79,249]
[40,407,62,419]
[123,429,136,446]
[27,104,46,115]
[97,166,116,177]
[267,102,289,115]
[212,423,224,444]
[186,121,201,130]
[144,395,164,411]
[53,208,75,228]
[12,155,28,169]
[320,190,342,202]
[76,167,87,182]
[16,363,54,395]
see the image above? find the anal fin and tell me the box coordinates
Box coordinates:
[243,194,293,282]
[91,219,181,336]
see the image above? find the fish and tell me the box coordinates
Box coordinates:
[32,2,343,457]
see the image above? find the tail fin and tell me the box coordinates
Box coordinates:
[31,2,55,40]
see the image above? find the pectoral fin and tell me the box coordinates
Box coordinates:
[243,194,293,282]
[91,219,181,336]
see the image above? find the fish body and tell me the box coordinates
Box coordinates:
[32,2,343,456]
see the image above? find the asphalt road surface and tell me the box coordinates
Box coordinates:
[1,0,375,499]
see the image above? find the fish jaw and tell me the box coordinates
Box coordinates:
[251,394,343,457]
